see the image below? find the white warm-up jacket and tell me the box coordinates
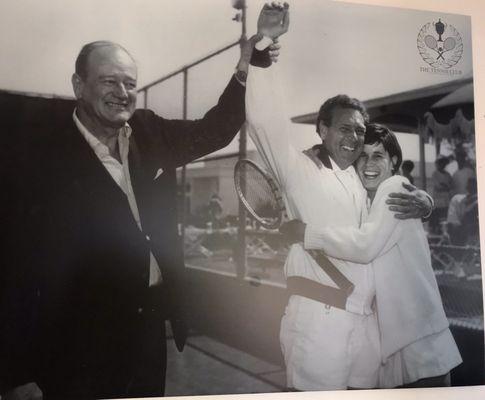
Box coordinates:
[305,175,462,386]
[246,64,375,315]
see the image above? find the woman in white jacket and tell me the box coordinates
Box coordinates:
[285,123,462,388]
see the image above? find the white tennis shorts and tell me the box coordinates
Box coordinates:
[280,295,381,390]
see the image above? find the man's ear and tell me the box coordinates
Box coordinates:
[318,120,328,142]
[71,73,83,100]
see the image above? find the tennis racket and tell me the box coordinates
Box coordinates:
[443,37,456,52]
[424,35,437,50]
[234,158,355,303]
[234,158,285,230]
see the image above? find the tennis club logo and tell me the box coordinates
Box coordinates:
[417,19,463,69]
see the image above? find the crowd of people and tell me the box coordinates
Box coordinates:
[428,148,478,246]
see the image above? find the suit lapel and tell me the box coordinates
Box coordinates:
[128,131,165,234]
[60,121,141,234]
[127,132,146,204]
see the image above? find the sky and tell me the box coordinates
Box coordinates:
[0,0,475,159]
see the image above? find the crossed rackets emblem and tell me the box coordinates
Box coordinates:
[424,35,456,60]
[417,19,463,69]
[424,20,456,61]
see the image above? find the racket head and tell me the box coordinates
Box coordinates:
[424,35,437,49]
[234,159,284,229]
[443,37,456,51]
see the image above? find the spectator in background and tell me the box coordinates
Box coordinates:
[444,154,457,176]
[451,147,475,195]
[430,156,452,234]
[208,193,224,228]
[401,160,415,185]
[447,178,479,246]
[184,220,213,258]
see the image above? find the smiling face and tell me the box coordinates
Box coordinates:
[356,143,397,199]
[319,107,366,170]
[72,45,137,134]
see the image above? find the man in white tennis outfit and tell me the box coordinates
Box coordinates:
[245,11,432,389]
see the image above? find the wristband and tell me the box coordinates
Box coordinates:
[250,36,273,68]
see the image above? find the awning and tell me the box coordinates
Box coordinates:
[425,81,475,156]
[290,76,475,189]
[291,76,474,133]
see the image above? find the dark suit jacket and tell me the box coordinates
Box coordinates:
[0,76,245,397]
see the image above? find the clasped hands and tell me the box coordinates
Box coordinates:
[257,1,290,40]
[240,2,289,66]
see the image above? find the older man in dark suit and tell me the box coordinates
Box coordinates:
[0,4,290,399]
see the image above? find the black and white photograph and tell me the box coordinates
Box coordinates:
[0,1,484,399]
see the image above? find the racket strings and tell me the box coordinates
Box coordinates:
[424,35,437,49]
[239,164,280,221]
[443,37,456,50]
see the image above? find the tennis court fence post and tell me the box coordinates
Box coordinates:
[236,122,248,280]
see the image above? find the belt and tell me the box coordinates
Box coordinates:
[287,276,351,310]
[285,250,355,310]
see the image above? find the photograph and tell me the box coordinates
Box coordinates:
[0,1,483,400]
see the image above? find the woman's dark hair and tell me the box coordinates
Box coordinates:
[364,123,402,174]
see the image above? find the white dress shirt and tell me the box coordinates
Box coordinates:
[73,111,162,286]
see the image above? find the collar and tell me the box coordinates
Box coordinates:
[303,144,355,172]
[313,144,333,170]
[72,109,132,154]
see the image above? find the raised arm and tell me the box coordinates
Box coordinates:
[156,77,245,168]
[244,3,295,188]
[149,3,290,169]
[156,34,263,168]
[246,62,297,187]
[303,176,407,264]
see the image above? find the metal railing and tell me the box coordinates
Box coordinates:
[139,1,249,278]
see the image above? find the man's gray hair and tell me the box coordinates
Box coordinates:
[75,40,134,79]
